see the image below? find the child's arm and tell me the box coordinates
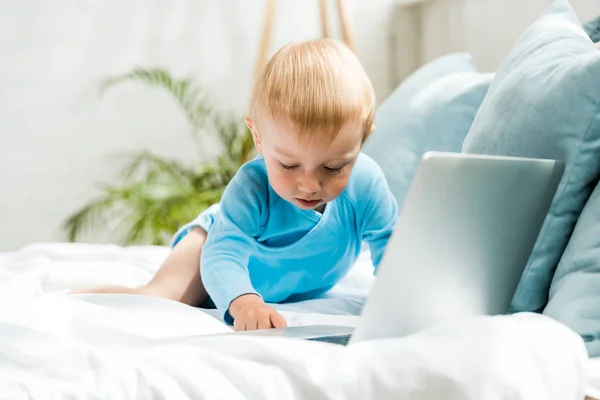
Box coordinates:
[200,167,286,329]
[359,163,399,271]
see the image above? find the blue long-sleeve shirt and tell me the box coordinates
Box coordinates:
[171,153,398,321]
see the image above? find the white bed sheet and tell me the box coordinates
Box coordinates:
[588,359,600,399]
[0,243,591,399]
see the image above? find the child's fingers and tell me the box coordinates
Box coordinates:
[270,312,287,329]
[233,318,245,331]
[232,307,285,331]
[258,313,272,330]
[234,316,258,331]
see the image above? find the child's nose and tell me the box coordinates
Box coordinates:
[298,174,321,193]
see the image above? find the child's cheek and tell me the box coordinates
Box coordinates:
[329,173,351,195]
[271,171,294,194]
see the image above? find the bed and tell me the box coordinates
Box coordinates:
[0,242,593,399]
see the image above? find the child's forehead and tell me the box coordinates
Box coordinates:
[273,141,357,161]
[264,123,362,163]
[259,114,363,140]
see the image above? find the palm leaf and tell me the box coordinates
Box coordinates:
[63,194,117,242]
[101,68,212,132]
[65,67,256,245]
[210,112,255,164]
[64,174,228,245]
[238,129,256,164]
[115,184,224,245]
[109,150,195,184]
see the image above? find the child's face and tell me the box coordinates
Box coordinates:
[247,115,363,212]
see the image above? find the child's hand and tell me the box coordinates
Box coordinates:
[229,294,287,331]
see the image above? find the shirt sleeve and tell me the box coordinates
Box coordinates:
[200,165,268,322]
[359,160,398,273]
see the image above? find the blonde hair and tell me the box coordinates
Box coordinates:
[249,38,375,142]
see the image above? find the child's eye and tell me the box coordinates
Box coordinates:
[278,162,298,171]
[324,165,344,174]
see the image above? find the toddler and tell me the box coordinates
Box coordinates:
[73,38,398,331]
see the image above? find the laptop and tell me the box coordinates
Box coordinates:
[233,152,565,346]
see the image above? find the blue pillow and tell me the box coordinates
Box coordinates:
[363,53,493,209]
[545,179,600,356]
[462,0,600,314]
[584,15,600,43]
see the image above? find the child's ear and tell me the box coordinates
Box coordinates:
[362,124,376,144]
[245,117,263,153]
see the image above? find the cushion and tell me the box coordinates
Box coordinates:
[545,179,600,356]
[363,53,493,209]
[461,0,600,314]
[584,15,600,43]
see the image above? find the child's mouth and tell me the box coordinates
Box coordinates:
[296,198,321,208]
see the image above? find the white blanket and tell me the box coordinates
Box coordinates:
[0,243,589,399]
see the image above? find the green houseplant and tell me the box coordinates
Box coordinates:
[64,68,255,245]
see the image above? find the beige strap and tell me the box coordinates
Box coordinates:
[319,0,329,38]
[253,0,277,83]
[335,0,355,51]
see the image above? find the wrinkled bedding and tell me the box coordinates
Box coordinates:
[0,243,591,399]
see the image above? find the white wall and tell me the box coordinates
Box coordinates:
[391,0,600,82]
[0,0,400,250]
